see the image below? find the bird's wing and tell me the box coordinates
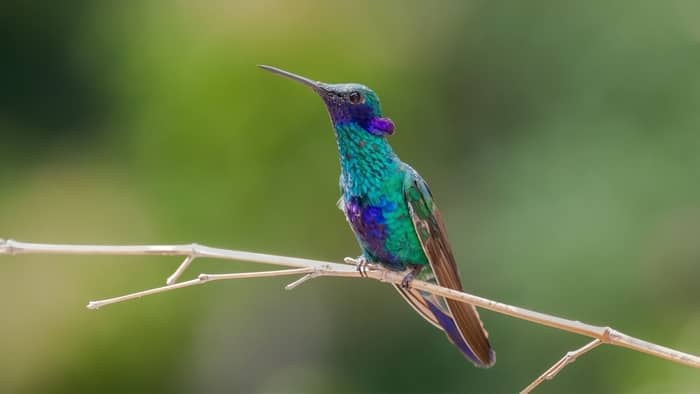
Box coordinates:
[403,166,495,367]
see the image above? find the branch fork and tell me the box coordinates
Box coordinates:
[1,238,698,392]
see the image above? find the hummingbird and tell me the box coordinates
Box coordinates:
[259,65,495,367]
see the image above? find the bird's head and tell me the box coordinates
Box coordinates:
[259,65,395,137]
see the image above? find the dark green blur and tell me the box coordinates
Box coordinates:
[1,1,699,392]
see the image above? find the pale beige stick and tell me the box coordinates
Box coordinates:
[368,269,699,369]
[166,255,194,285]
[520,339,602,394]
[2,238,699,382]
[87,268,315,310]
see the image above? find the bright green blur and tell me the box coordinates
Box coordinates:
[1,1,699,392]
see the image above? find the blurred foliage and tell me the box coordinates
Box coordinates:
[1,1,699,392]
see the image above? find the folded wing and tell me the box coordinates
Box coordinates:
[402,166,495,367]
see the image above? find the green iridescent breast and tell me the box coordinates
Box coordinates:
[335,124,429,268]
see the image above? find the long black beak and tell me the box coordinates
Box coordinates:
[258,65,327,93]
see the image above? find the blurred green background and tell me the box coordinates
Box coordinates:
[1,1,699,392]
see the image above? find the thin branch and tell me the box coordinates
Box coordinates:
[2,238,699,391]
[521,339,602,393]
[284,273,319,290]
[88,267,315,310]
[166,255,194,285]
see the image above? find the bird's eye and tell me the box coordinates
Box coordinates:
[348,91,363,104]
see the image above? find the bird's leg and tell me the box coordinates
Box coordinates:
[401,264,423,289]
[344,255,370,278]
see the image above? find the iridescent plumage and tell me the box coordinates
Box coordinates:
[260,65,495,367]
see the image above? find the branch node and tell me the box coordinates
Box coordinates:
[376,267,390,283]
[600,326,614,343]
[198,273,209,281]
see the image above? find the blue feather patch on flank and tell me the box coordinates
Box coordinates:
[345,197,405,270]
[426,300,491,368]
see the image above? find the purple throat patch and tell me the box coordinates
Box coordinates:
[368,117,395,136]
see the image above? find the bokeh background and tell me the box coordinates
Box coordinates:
[1,1,699,392]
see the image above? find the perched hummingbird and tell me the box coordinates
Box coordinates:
[260,65,495,367]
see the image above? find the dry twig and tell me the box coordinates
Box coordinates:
[1,238,698,392]
[521,339,602,393]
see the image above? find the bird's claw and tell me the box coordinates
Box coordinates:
[400,266,422,289]
[344,256,370,278]
[400,271,415,289]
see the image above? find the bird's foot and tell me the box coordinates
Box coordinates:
[400,272,414,289]
[344,256,370,278]
[400,265,423,289]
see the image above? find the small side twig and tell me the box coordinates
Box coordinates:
[285,272,319,290]
[521,338,603,393]
[166,255,195,285]
[88,267,315,310]
[2,238,699,392]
